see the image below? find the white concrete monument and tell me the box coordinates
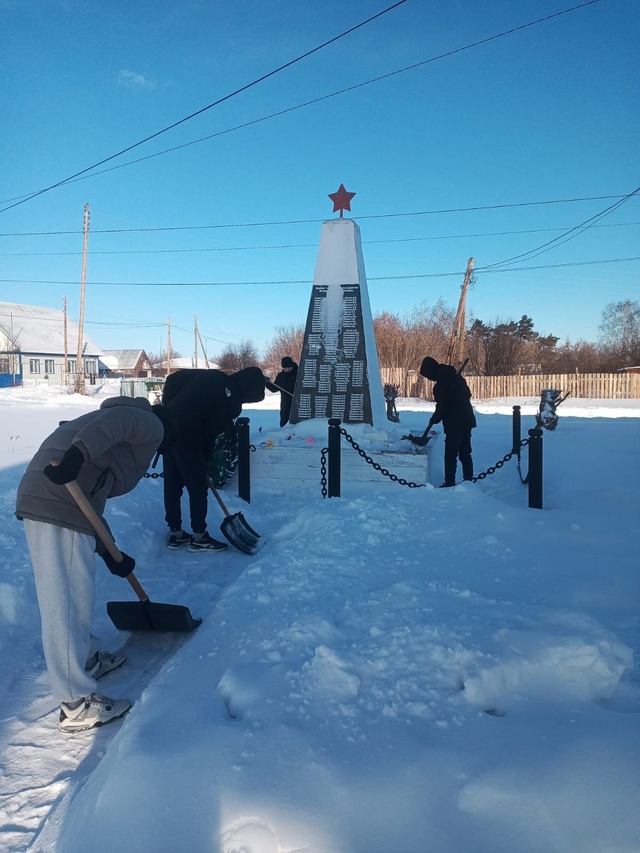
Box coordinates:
[289,186,387,428]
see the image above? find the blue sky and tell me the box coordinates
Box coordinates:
[1,0,638,361]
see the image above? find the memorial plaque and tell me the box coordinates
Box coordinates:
[290,283,374,424]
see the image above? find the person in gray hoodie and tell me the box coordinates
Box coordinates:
[15,396,175,733]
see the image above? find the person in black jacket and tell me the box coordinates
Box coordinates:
[162,366,265,551]
[416,357,477,487]
[266,356,298,428]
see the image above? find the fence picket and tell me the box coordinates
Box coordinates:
[379,369,640,400]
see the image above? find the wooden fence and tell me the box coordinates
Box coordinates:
[380,369,640,400]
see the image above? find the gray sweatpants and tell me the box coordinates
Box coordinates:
[24,519,100,705]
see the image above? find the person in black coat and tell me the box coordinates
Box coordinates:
[161,366,265,550]
[418,357,477,487]
[266,356,298,428]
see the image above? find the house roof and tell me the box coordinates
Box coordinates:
[0,301,103,357]
[170,356,220,370]
[102,349,149,370]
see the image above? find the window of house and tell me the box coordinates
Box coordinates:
[67,360,77,373]
[84,359,96,374]
[44,359,55,375]
[29,359,41,374]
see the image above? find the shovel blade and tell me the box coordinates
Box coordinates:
[220,513,260,555]
[107,599,202,632]
[235,511,261,540]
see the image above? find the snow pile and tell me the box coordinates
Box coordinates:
[0,387,638,853]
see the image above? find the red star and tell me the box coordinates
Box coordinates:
[328,183,356,217]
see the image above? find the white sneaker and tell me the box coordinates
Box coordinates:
[59,692,132,733]
[85,650,127,679]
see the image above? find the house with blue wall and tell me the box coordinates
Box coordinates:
[0,301,103,387]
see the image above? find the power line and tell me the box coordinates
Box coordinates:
[0,0,604,205]
[0,1,408,215]
[0,221,636,257]
[485,186,640,269]
[0,194,632,238]
[1,256,636,288]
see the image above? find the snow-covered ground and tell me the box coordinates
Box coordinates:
[0,383,638,853]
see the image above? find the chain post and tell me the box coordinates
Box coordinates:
[527,428,543,509]
[327,418,341,498]
[236,417,251,504]
[512,405,522,455]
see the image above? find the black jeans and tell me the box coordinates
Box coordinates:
[280,396,293,428]
[163,446,209,534]
[443,430,473,486]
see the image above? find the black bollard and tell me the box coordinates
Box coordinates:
[512,405,521,455]
[236,417,251,504]
[527,428,543,509]
[328,418,341,498]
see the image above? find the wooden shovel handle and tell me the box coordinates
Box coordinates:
[269,381,294,397]
[54,465,148,602]
[208,479,230,517]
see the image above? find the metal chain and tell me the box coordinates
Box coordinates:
[320,447,328,497]
[471,438,530,483]
[319,431,532,493]
[143,471,164,479]
[334,427,427,489]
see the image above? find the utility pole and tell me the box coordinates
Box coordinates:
[166,318,172,377]
[195,323,209,368]
[446,257,474,368]
[63,297,69,384]
[75,203,90,394]
[194,315,198,368]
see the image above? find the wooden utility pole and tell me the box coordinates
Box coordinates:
[194,315,198,368]
[195,323,209,368]
[446,257,474,368]
[63,297,69,384]
[75,204,90,394]
[166,318,172,377]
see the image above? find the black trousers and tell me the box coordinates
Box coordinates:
[163,446,209,534]
[443,430,473,486]
[279,395,293,428]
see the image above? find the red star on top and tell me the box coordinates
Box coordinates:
[328,183,356,217]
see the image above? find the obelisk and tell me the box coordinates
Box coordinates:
[289,185,387,428]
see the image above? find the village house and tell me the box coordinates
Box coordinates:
[100,349,152,378]
[0,301,103,388]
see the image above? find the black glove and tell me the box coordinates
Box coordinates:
[101,550,136,578]
[44,445,85,485]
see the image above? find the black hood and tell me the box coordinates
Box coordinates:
[232,367,266,403]
[419,357,439,380]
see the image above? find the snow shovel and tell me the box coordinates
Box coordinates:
[269,381,293,397]
[208,479,260,556]
[404,433,433,448]
[402,431,436,453]
[62,477,201,632]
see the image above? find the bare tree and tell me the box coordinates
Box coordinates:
[373,311,405,368]
[215,339,260,372]
[599,300,640,366]
[547,339,603,373]
[262,324,304,379]
[373,300,455,370]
